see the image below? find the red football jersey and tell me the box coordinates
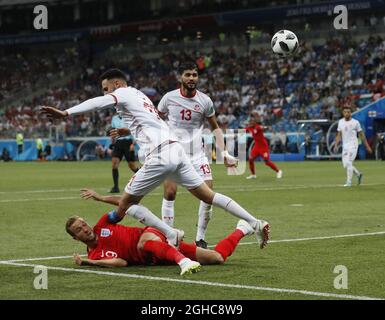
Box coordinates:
[87,214,148,265]
[246,124,269,149]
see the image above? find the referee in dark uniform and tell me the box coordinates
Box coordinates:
[108,114,139,193]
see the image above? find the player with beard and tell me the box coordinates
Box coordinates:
[157,61,236,248]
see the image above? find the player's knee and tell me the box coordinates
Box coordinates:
[164,187,177,201]
[212,252,225,265]
[137,239,146,251]
[199,189,215,205]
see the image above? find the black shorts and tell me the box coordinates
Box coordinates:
[112,139,136,162]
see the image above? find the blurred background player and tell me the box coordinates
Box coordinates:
[108,113,139,193]
[333,106,372,187]
[66,188,256,275]
[157,61,236,249]
[246,116,283,179]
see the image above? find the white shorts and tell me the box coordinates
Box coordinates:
[125,142,204,196]
[342,146,358,167]
[190,154,213,181]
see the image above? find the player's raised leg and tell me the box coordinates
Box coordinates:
[179,219,255,265]
[189,183,269,249]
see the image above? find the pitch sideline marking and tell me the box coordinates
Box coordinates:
[0,260,382,300]
[1,182,385,203]
[1,230,384,263]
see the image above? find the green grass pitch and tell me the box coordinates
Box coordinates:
[0,160,384,300]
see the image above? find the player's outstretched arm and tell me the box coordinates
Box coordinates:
[333,131,342,153]
[73,254,127,267]
[207,116,238,167]
[80,188,121,206]
[40,106,68,119]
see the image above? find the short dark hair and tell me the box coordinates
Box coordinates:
[178,61,198,75]
[65,215,81,237]
[342,106,352,111]
[99,68,127,82]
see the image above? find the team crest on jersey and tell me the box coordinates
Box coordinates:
[101,228,112,237]
[194,104,201,112]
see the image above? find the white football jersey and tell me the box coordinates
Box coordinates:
[337,118,362,148]
[157,88,215,156]
[67,87,176,157]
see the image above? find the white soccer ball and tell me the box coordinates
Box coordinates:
[271,30,299,56]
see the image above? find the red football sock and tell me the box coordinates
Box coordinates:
[214,229,244,261]
[143,240,186,264]
[248,157,255,175]
[179,241,197,261]
[265,160,279,172]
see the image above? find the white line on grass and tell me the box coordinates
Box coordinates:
[0,260,382,300]
[235,230,385,247]
[2,230,384,263]
[1,182,385,203]
[0,196,79,203]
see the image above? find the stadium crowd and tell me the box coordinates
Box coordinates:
[0,35,384,140]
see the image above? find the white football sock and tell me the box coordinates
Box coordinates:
[212,193,258,229]
[161,198,175,227]
[126,205,176,239]
[346,163,353,184]
[196,201,213,241]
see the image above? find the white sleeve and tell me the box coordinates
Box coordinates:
[205,97,215,118]
[337,120,342,132]
[66,94,117,116]
[356,121,362,133]
[157,94,169,114]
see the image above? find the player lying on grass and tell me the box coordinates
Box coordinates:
[65,189,256,275]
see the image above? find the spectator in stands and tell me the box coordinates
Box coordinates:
[44,142,52,159]
[1,147,12,162]
[36,137,44,160]
[277,130,287,153]
[95,143,111,160]
[2,34,385,145]
[318,134,328,156]
[304,134,312,156]
[16,132,23,154]
[270,129,281,153]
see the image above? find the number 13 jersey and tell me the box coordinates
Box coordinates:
[157,88,215,158]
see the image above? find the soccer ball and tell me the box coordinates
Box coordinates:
[271,30,299,56]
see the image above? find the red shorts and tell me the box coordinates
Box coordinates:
[250,146,270,161]
[142,227,167,242]
[141,227,197,262]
